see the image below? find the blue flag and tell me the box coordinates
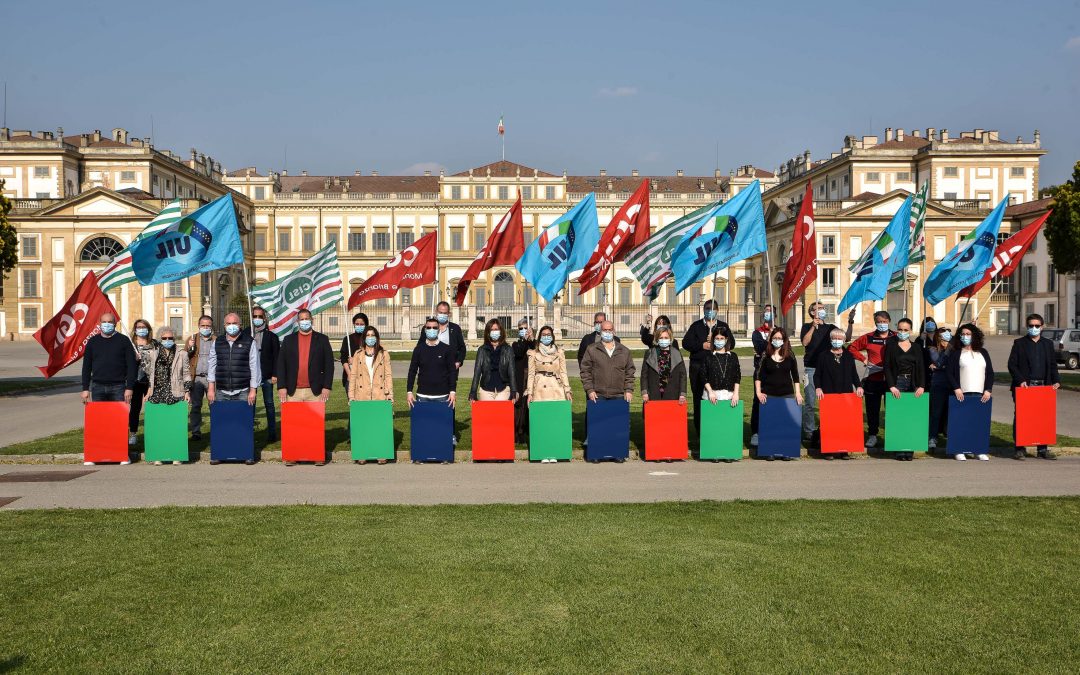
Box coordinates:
[838,196,913,313]
[923,196,1007,306]
[130,194,245,285]
[516,193,600,302]
[671,181,765,294]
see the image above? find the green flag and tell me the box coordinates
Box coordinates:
[96,199,184,291]
[886,182,929,291]
[248,242,344,335]
[624,201,719,301]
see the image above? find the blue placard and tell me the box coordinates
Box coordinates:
[210,400,255,462]
[586,398,630,461]
[758,397,801,459]
[946,396,992,456]
[411,400,454,462]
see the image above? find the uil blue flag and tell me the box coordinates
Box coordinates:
[516,193,600,302]
[671,181,766,294]
[130,194,244,285]
[838,196,913,312]
[923,197,1007,306]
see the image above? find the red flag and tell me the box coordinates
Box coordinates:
[33,271,118,378]
[780,181,817,314]
[578,179,651,294]
[958,210,1050,298]
[347,231,438,308]
[454,196,524,305]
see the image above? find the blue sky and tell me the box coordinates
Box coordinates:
[2,0,1077,183]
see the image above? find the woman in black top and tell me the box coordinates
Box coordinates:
[702,324,740,407]
[469,319,517,401]
[640,327,687,403]
[639,314,679,350]
[754,327,802,460]
[340,312,369,389]
[883,317,926,461]
[927,326,953,451]
[813,328,863,460]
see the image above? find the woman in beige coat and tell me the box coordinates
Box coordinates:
[526,325,572,403]
[348,326,394,464]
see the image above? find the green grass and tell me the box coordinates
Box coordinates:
[1,498,1078,672]
[994,371,1080,392]
[0,378,77,396]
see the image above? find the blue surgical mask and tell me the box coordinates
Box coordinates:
[253,318,265,328]
[135,327,149,338]
[436,313,449,324]
[161,339,175,349]
[960,334,972,346]
[658,338,672,349]
[225,324,240,336]
[817,309,827,320]
[831,339,844,349]
[100,322,115,335]
[1028,326,1041,337]
[714,338,727,349]
[763,312,772,322]
[298,320,312,332]
[876,322,890,333]
[941,331,952,342]
[354,324,365,333]
[519,328,527,338]
[601,331,614,343]
[365,336,377,347]
[199,327,212,338]
[897,331,910,341]
[425,328,439,340]
[771,339,784,349]
[925,321,936,332]
[704,309,717,320]
[489,330,501,341]
[540,335,554,346]
[594,323,602,333]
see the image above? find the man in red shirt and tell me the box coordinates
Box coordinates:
[847,310,895,448]
[276,309,334,404]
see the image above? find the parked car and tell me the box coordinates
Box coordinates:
[1047,329,1080,370]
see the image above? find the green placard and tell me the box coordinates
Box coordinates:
[144,402,189,463]
[529,400,572,461]
[350,400,395,461]
[699,399,745,460]
[884,392,930,453]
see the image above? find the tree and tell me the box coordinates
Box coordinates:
[0,180,16,277]
[1044,160,1080,275]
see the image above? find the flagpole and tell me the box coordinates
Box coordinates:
[763,248,775,325]
[972,278,1004,324]
[240,259,254,330]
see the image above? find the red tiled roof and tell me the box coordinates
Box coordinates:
[566,175,728,194]
[62,134,130,148]
[871,137,932,150]
[1005,197,1053,218]
[850,191,880,201]
[280,174,440,194]
[116,187,156,200]
[227,166,262,177]
[452,160,557,177]
[748,167,775,178]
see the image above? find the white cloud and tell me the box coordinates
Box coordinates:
[397,161,446,175]
[1066,36,1080,51]
[598,86,639,97]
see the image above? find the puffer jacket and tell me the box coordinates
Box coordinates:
[470,342,517,399]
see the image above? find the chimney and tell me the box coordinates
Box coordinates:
[281,169,288,176]
[885,127,893,142]
[599,169,607,177]
[371,170,379,176]
[631,169,639,177]
[803,150,811,165]
[941,129,949,141]
[676,169,684,177]
[896,129,905,142]
[912,129,922,138]
[354,170,361,176]
[715,168,722,184]
[606,179,614,191]
[1034,130,1040,146]
[0,127,8,140]
[92,130,102,142]
[697,179,705,190]
[989,130,999,141]
[301,170,308,176]
[423,170,431,176]
[650,179,658,191]
[927,127,936,141]
[982,131,990,144]
[112,128,128,144]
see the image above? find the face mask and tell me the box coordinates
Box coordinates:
[298,320,312,332]
[763,312,772,322]
[816,309,827,320]
[519,328,527,338]
[436,313,449,324]
[199,327,212,338]
[253,318,265,328]
[161,339,175,349]
[656,323,669,332]
[601,331,614,343]
[714,338,727,349]
[594,323,602,333]
[831,339,844,349]
[540,335,554,346]
[354,324,365,334]
[960,334,972,346]
[658,338,672,349]
[365,336,377,347]
[941,331,952,343]
[425,328,439,340]
[489,330,501,341]
[225,324,240,337]
[1028,326,1041,337]
[897,331,910,341]
[100,322,115,335]
[135,327,149,338]
[704,309,717,320]
[771,339,784,349]
[876,322,890,333]
[925,321,936,332]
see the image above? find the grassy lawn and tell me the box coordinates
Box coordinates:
[1,498,1078,672]
[0,378,78,397]
[994,371,1080,393]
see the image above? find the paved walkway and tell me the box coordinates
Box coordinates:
[0,456,1077,510]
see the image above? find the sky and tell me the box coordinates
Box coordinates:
[2,0,1078,184]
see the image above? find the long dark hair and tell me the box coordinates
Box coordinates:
[951,323,984,351]
[766,327,793,360]
[710,323,735,351]
[131,318,153,343]
[484,319,505,346]
[653,314,673,334]
[363,326,383,356]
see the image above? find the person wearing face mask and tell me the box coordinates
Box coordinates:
[578,311,620,364]
[641,326,688,405]
[81,312,138,462]
[639,314,679,351]
[526,326,572,404]
[511,319,536,442]
[407,317,459,410]
[927,326,954,450]
[247,305,281,443]
[749,304,776,445]
[129,318,157,447]
[348,327,394,464]
[340,312,369,392]
[415,302,467,371]
[143,327,192,465]
[847,310,895,448]
[580,320,635,405]
[186,315,216,441]
[753,327,803,460]
[207,313,261,434]
[883,318,926,461]
[683,300,729,432]
[945,323,994,462]
[799,302,855,446]
[812,328,864,460]
[469,319,518,402]
[1007,313,1061,460]
[701,325,738,410]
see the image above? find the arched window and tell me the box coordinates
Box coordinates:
[80,236,125,263]
[493,271,514,305]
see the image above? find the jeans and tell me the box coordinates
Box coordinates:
[260,379,277,439]
[929,386,950,441]
[217,390,247,402]
[189,378,208,433]
[801,367,817,438]
[90,382,126,402]
[863,378,886,436]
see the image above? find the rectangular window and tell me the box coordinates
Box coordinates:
[821,235,835,255]
[1048,264,1056,292]
[619,285,631,305]
[943,167,959,177]
[476,288,486,305]
[1046,303,1056,326]
[451,185,462,199]
[450,230,463,250]
[865,172,880,182]
[21,269,39,297]
[474,186,485,200]
[21,235,38,258]
[943,192,957,200]
[498,186,509,200]
[327,230,339,248]
[35,192,49,199]
[473,229,486,250]
[1010,167,1025,178]
[167,280,184,297]
[34,166,49,178]
[254,186,266,200]
[821,267,836,295]
[521,186,532,200]
[830,180,836,190]
[22,306,39,329]
[278,231,291,252]
[348,232,366,251]
[373,232,390,251]
[818,184,825,195]
[400,288,411,304]
[255,231,266,251]
[424,286,434,308]
[934,236,946,259]
[896,172,911,181]
[302,230,315,252]
[545,186,556,200]
[396,231,414,250]
[120,171,136,182]
[523,231,534,247]
[1023,265,1037,293]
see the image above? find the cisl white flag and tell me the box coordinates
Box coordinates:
[248,242,344,336]
[347,231,438,308]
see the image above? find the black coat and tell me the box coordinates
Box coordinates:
[470,342,517,398]
[245,327,280,381]
[1007,335,1060,388]
[639,325,680,351]
[682,319,728,369]
[276,330,335,396]
[946,348,994,393]
[415,322,467,366]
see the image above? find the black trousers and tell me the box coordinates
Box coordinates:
[689,362,706,431]
[928,386,950,440]
[514,395,530,442]
[863,378,886,436]
[1012,384,1048,452]
[129,380,149,433]
[188,379,208,433]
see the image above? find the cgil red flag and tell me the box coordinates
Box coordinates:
[958,210,1050,298]
[455,196,524,305]
[33,271,118,378]
[347,231,439,308]
[780,181,817,315]
[578,179,651,294]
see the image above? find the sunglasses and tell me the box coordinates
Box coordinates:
[1028,324,1042,328]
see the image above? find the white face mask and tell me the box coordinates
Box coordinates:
[897,330,910,341]
[436,313,449,324]
[298,320,312,332]
[657,338,672,349]
[771,339,784,349]
[816,309,827,320]
[225,324,240,337]
[601,331,614,343]
[830,339,844,349]
[714,338,726,349]
[876,322,890,333]
[941,331,952,343]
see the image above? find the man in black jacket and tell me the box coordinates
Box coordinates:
[577,311,620,363]
[682,300,727,431]
[248,305,281,442]
[512,319,535,442]
[416,301,467,369]
[81,311,137,405]
[407,317,459,408]
[275,309,334,404]
[1007,313,1061,460]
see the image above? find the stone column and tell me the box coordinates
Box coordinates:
[553,304,562,337]
[745,296,755,338]
[400,304,411,340]
[794,300,804,331]
[466,305,477,340]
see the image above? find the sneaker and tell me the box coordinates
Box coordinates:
[83,461,96,466]
[209,460,221,466]
[153,461,163,466]
[120,460,131,465]
[1012,450,1026,461]
[928,438,937,449]
[865,436,877,448]
[1038,450,1058,460]
[284,461,296,467]
[172,461,182,466]
[191,432,202,441]
[128,433,137,446]
[244,459,256,466]
[976,454,989,461]
[837,453,851,460]
[750,434,759,446]
[954,453,967,461]
[452,435,458,447]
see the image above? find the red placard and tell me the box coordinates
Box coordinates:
[1015,386,1057,447]
[281,401,326,462]
[644,400,688,461]
[84,402,129,463]
[819,393,865,454]
[471,401,515,461]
